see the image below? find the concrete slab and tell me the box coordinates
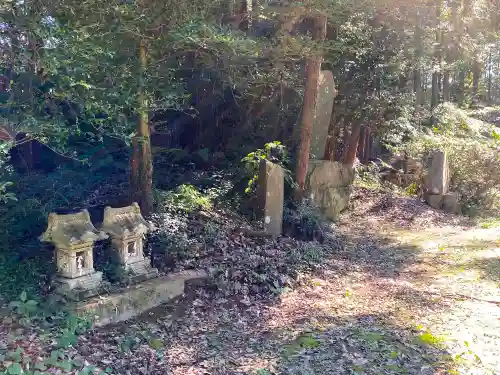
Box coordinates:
[73,270,207,326]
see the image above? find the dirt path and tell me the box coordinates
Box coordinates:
[68,222,499,375]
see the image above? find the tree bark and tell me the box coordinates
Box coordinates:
[431,0,442,109]
[357,126,366,163]
[343,121,362,168]
[472,59,480,103]
[295,13,327,195]
[130,40,153,215]
[414,17,423,110]
[487,49,492,103]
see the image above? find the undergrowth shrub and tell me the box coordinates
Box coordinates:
[154,184,212,213]
[283,199,325,241]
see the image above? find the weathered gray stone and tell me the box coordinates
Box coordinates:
[292,70,336,158]
[257,160,284,236]
[101,203,158,284]
[310,70,336,159]
[306,160,354,220]
[425,193,443,209]
[40,210,108,298]
[442,193,461,214]
[424,150,450,195]
[74,270,208,326]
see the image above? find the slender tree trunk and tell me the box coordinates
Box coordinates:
[431,0,442,109]
[414,14,423,109]
[488,49,492,103]
[357,126,366,163]
[443,71,450,102]
[472,59,480,103]
[295,13,327,195]
[457,0,469,106]
[343,121,362,168]
[130,40,153,215]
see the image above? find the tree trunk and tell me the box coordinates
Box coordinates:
[357,126,366,163]
[130,40,153,215]
[443,71,450,102]
[343,121,362,168]
[414,16,423,109]
[488,49,492,103]
[431,0,442,109]
[295,13,327,195]
[472,59,480,103]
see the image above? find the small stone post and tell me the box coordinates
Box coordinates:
[40,210,108,299]
[101,203,158,284]
[257,160,284,236]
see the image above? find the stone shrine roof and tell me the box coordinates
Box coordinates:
[40,209,108,247]
[101,202,150,238]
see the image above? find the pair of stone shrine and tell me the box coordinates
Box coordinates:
[40,203,158,300]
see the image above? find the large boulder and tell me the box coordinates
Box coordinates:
[306,160,354,220]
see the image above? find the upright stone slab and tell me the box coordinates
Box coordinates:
[424,150,450,195]
[101,203,158,284]
[40,210,108,300]
[293,70,336,158]
[257,160,284,236]
[310,70,336,159]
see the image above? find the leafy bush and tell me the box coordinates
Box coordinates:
[283,199,325,241]
[155,184,212,213]
[241,141,296,195]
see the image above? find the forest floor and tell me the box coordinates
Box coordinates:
[1,188,499,375]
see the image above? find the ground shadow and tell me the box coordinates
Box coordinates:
[77,283,456,375]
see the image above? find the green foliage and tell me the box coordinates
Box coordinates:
[0,346,108,375]
[8,291,39,318]
[156,184,212,213]
[241,141,295,195]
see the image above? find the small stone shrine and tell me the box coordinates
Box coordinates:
[40,210,108,299]
[101,203,158,284]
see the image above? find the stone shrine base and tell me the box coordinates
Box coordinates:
[121,260,159,285]
[73,270,208,326]
[54,271,111,302]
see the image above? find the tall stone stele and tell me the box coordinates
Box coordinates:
[101,203,158,284]
[40,210,108,299]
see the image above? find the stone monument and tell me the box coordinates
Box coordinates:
[293,70,336,159]
[40,210,108,299]
[101,203,158,284]
[257,160,284,236]
[423,150,461,213]
[424,150,450,195]
[310,70,336,159]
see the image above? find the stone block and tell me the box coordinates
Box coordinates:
[425,193,443,209]
[257,160,284,236]
[73,270,208,326]
[122,259,159,285]
[306,160,354,220]
[424,150,450,195]
[442,193,461,214]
